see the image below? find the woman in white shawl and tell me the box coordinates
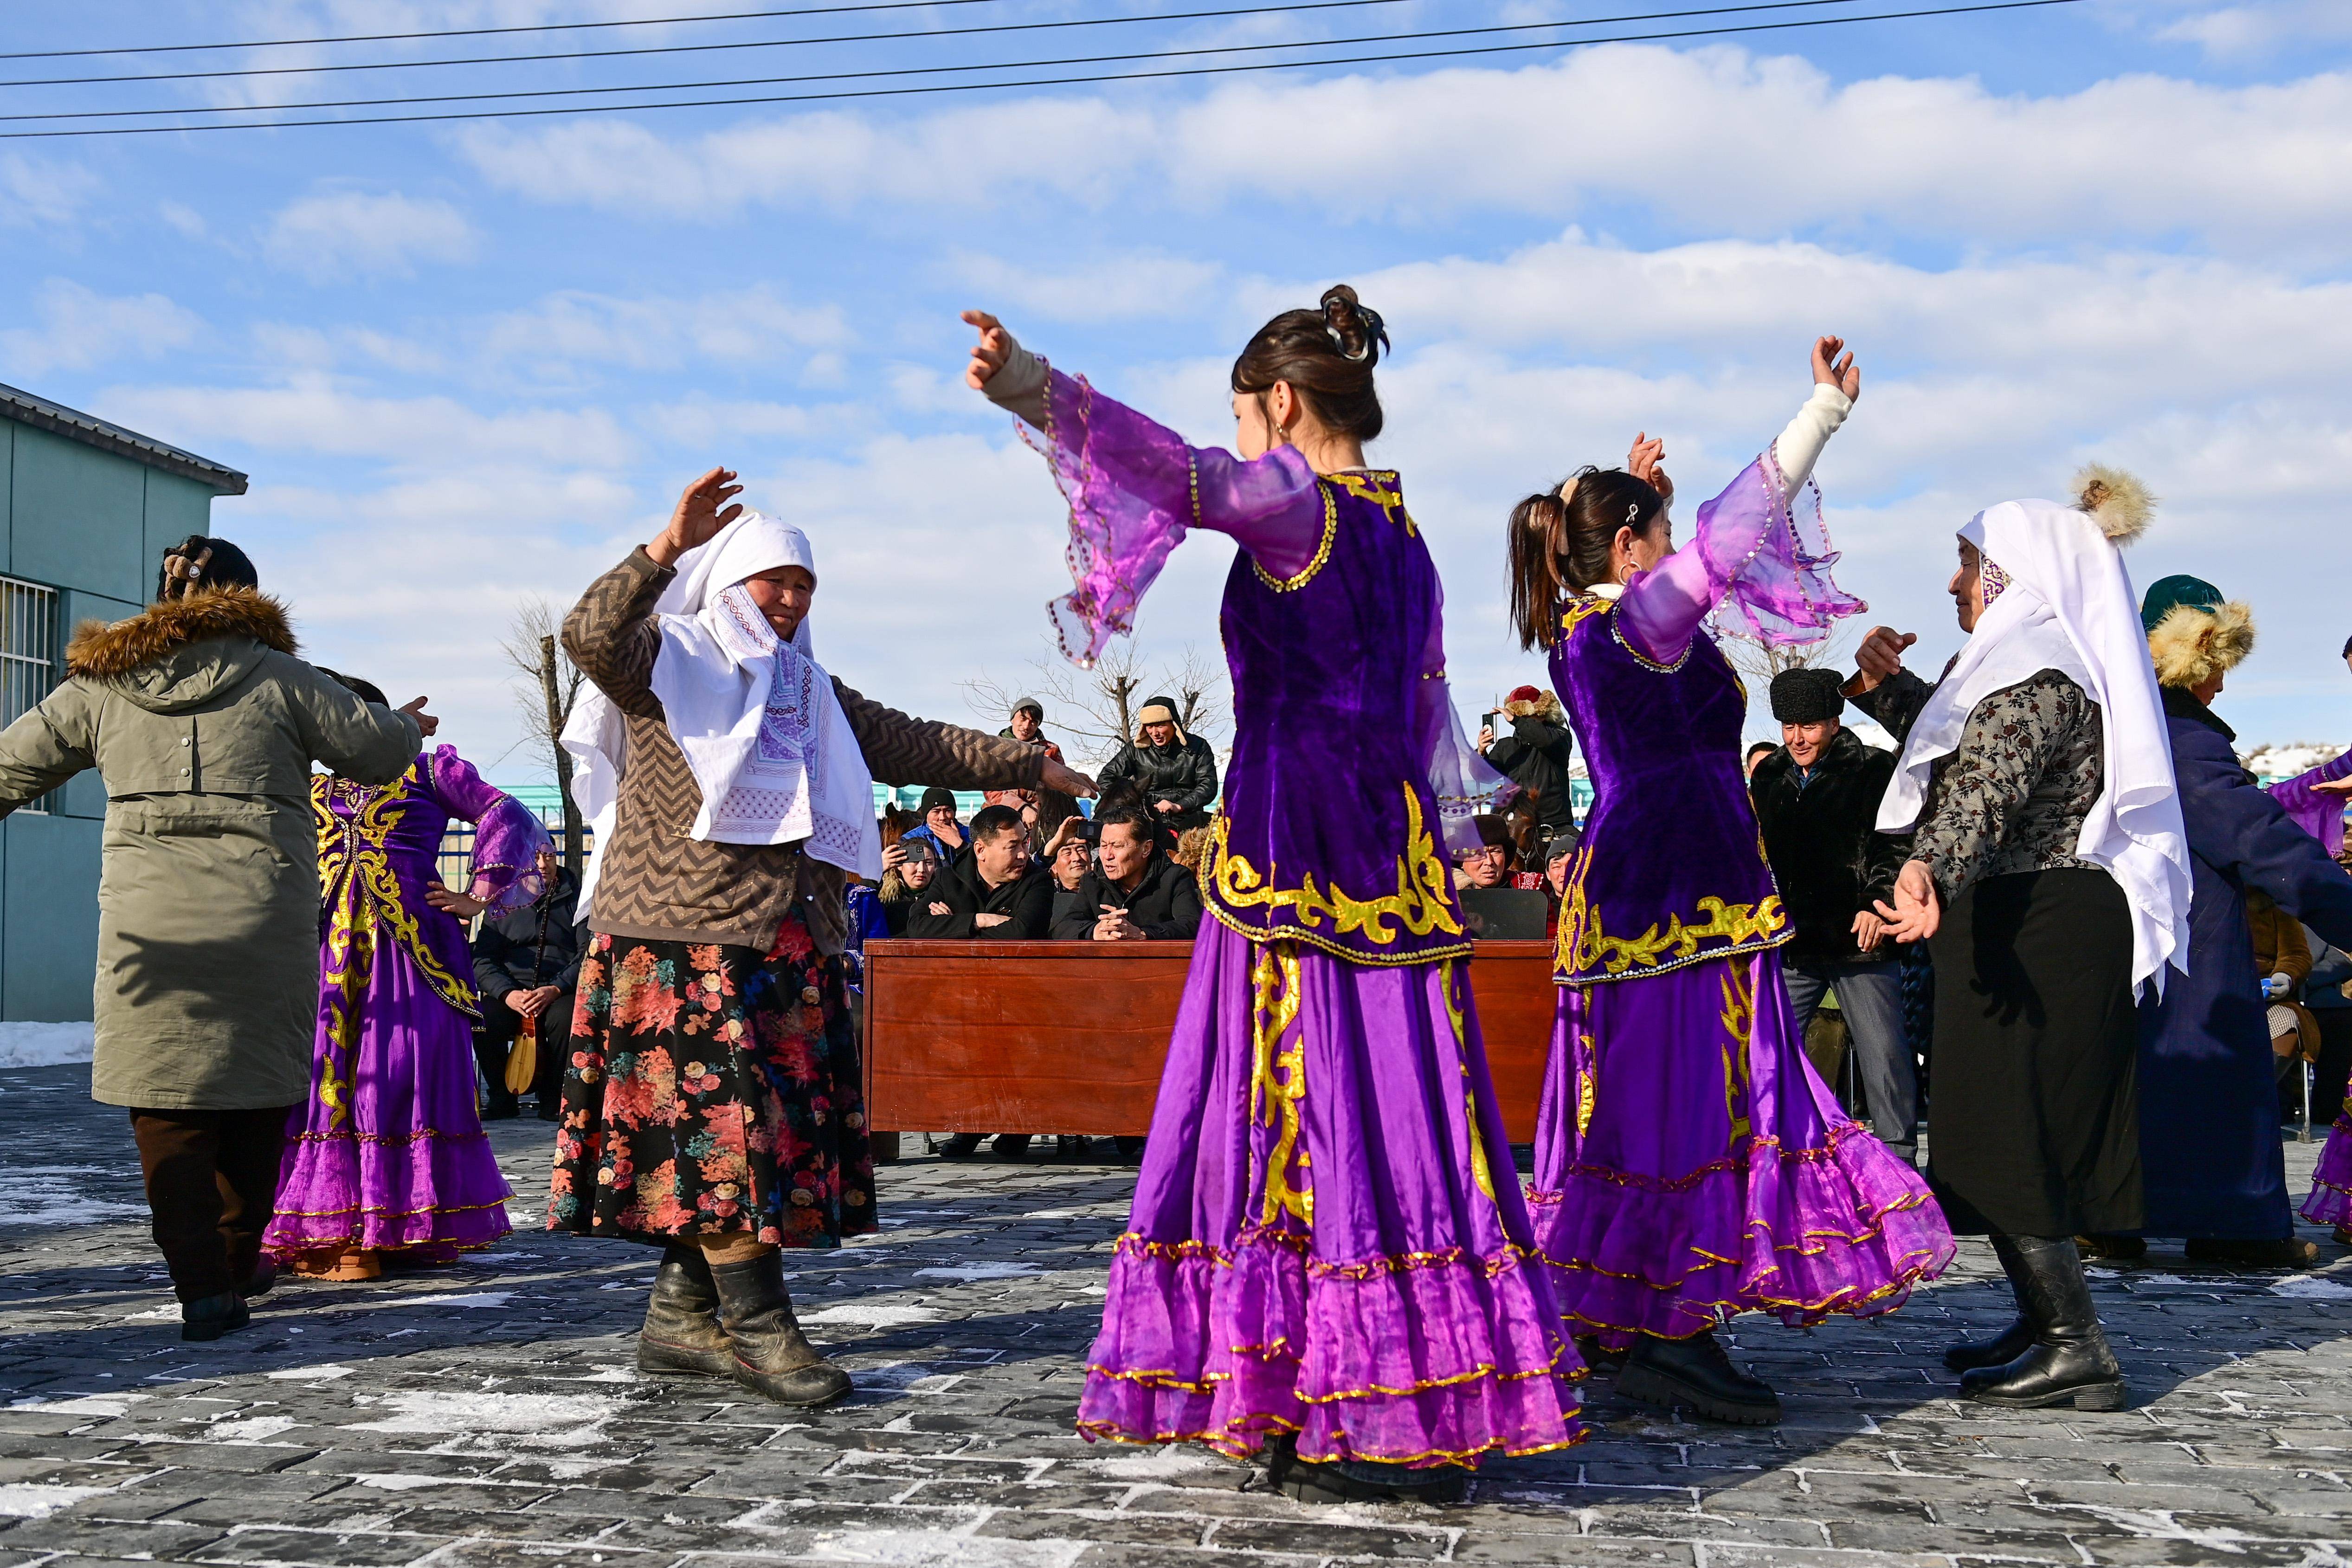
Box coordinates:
[552,468,1090,1407]
[1853,467,2188,1414]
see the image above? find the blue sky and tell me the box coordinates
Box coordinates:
[4,0,2349,782]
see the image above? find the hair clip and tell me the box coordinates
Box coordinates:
[1324,304,1392,363]
[1625,503,1640,525]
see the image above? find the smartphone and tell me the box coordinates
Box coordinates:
[1481,711,1503,740]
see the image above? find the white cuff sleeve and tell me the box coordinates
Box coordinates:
[1770,383,1853,499]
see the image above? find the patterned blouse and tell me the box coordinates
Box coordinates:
[1853,665,2105,900]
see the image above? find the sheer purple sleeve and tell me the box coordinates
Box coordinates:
[1619,450,1864,665]
[1411,583,1505,856]
[1027,367,1325,666]
[2271,747,2352,858]
[427,746,552,914]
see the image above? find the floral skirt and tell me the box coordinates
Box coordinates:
[546,912,874,1247]
[1529,950,1952,1348]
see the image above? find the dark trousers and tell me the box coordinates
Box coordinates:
[128,1106,291,1303]
[1782,960,1917,1161]
[476,994,571,1112]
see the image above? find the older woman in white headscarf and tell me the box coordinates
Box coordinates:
[1850,467,2189,1416]
[553,467,1095,1407]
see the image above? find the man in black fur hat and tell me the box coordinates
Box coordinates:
[1749,667,1917,1166]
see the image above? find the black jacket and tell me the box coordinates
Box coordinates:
[471,869,586,999]
[903,855,1054,939]
[1486,715,1578,833]
[1748,727,1906,965]
[1098,735,1220,825]
[1050,854,1204,940]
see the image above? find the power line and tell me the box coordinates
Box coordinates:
[0,0,2086,140]
[0,0,1869,124]
[0,3,1003,62]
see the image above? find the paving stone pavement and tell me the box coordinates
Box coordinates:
[0,1062,2346,1566]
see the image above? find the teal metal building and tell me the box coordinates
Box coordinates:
[0,382,248,1021]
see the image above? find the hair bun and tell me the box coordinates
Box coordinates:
[1319,284,1390,366]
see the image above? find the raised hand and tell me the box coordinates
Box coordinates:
[962,310,1012,390]
[1812,335,1861,400]
[1625,432,1674,509]
[1873,860,1940,943]
[649,467,743,567]
[1845,626,1916,696]
[1041,757,1098,799]
[398,696,439,737]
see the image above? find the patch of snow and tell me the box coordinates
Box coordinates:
[0,1484,109,1518]
[1077,1445,1229,1481]
[265,1365,352,1381]
[0,1021,93,1069]
[805,1530,1084,1567]
[9,1393,148,1418]
[204,1415,302,1442]
[2272,1275,2352,1298]
[402,1291,516,1309]
[800,1302,938,1330]
[350,1472,484,1491]
[348,1389,625,1451]
[914,1264,1040,1282]
[0,1166,145,1228]
[122,1304,183,1323]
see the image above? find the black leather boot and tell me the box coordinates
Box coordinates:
[939,1134,983,1157]
[638,1245,734,1379]
[1944,1234,2038,1373]
[1616,1329,1781,1424]
[709,1250,852,1407]
[1265,1434,1467,1504]
[1959,1235,2126,1410]
[180,1291,250,1343]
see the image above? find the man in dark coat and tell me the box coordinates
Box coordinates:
[904,803,1054,940]
[1749,667,1915,1164]
[1482,685,1578,836]
[1096,695,1219,831]
[2132,576,2352,1268]
[1050,803,1202,940]
[472,846,584,1122]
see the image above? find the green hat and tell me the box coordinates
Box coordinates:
[2139,574,2223,633]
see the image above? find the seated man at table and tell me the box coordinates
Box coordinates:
[1051,803,1203,941]
[905,803,1053,940]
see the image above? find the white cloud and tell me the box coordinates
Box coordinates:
[100,378,632,467]
[948,251,1226,323]
[2135,0,2352,58]
[262,191,477,282]
[458,48,2352,252]
[0,281,206,378]
[0,153,97,229]
[477,285,852,377]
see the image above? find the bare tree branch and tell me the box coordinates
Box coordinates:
[964,632,1230,774]
[503,598,588,875]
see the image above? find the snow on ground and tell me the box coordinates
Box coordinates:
[2243,740,2348,780]
[0,1022,92,1069]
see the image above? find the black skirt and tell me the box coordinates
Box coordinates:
[1926,867,2140,1237]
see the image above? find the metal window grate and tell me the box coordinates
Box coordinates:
[0,577,59,814]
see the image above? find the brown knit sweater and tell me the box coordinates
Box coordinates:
[563,548,1043,954]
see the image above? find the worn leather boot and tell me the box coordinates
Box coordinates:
[638,1245,735,1379]
[1617,1329,1781,1425]
[1944,1234,2038,1373]
[1265,1435,1468,1504]
[180,1291,250,1343]
[709,1249,853,1407]
[1959,1235,2126,1411]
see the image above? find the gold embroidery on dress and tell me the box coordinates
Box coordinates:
[1719,962,1755,1145]
[1575,1036,1598,1141]
[1210,785,1463,947]
[1249,942,1312,1227]
[316,768,478,1020]
[1558,596,1613,642]
[1555,843,1787,979]
[1439,961,1496,1204]
[1252,481,1339,592]
[1324,469,1417,537]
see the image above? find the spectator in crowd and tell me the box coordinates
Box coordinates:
[986,697,1082,849]
[1542,830,1579,936]
[473,843,585,1123]
[1050,831,1092,894]
[906,803,1054,939]
[903,786,969,867]
[1479,685,1578,837]
[1454,814,1514,890]
[1745,741,1777,777]
[1097,696,1219,830]
[0,536,424,1341]
[2249,891,2321,1099]
[877,836,941,936]
[1749,667,1915,1165]
[1172,825,1211,883]
[1051,803,1203,940]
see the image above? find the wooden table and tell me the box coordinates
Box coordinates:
[862,939,1559,1148]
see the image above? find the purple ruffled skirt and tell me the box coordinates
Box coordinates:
[2301,1114,2352,1227]
[1078,920,1583,1468]
[264,933,513,1262]
[1529,950,1951,1347]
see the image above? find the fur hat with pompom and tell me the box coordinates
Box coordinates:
[2073,464,2155,545]
[2141,573,2255,690]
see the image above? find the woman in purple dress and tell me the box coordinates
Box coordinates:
[965,289,1581,1503]
[265,675,550,1280]
[1505,337,1952,1424]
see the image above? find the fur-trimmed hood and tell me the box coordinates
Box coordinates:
[65,589,299,714]
[1501,689,1563,723]
[2148,599,2255,690]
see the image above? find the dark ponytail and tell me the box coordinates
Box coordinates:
[1505,466,1665,651]
[1231,284,1390,444]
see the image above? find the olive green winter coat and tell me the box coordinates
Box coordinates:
[0,590,420,1110]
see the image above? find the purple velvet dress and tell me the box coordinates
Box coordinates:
[1530,453,1954,1349]
[1023,369,1581,1469]
[264,747,549,1262]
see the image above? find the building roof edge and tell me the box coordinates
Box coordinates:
[0,381,249,497]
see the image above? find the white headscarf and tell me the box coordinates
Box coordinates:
[563,512,883,921]
[1876,497,2189,997]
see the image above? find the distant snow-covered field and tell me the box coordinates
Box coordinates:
[0,1023,93,1069]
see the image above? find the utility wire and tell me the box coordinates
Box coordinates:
[0,0,1868,124]
[0,0,2085,140]
[0,0,1417,88]
[0,3,1006,62]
